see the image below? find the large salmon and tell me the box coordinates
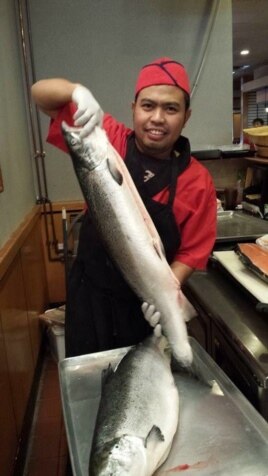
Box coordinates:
[61,123,193,367]
[89,332,179,475]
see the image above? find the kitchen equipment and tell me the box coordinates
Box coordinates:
[216,211,268,244]
[59,338,268,476]
[224,188,238,210]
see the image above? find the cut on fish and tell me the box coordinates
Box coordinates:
[61,123,193,367]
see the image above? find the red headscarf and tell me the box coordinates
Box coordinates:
[135,57,190,97]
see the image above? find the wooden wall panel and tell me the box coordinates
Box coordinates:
[20,217,48,363]
[0,205,49,474]
[0,314,17,476]
[0,254,34,435]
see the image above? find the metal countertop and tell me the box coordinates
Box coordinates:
[184,261,268,386]
[59,338,268,476]
[216,211,268,243]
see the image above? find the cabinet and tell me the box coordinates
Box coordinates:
[211,324,268,420]
[184,264,268,422]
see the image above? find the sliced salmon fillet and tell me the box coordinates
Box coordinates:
[236,243,268,283]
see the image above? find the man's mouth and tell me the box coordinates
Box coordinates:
[145,128,166,138]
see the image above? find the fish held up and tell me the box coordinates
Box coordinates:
[61,123,193,368]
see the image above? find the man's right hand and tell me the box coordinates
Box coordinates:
[72,85,103,138]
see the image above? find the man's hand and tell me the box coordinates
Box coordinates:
[141,302,161,327]
[142,293,197,329]
[72,85,103,138]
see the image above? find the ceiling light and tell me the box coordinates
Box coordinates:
[240,49,249,56]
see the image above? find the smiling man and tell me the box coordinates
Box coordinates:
[32,57,216,358]
[133,84,191,159]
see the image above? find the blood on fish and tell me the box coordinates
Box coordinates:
[165,459,209,472]
[166,463,190,472]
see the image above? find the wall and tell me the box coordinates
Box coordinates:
[28,0,233,202]
[0,0,36,248]
[0,0,233,247]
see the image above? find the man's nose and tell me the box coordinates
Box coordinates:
[151,107,165,122]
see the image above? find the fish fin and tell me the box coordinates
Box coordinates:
[144,425,165,448]
[101,363,115,390]
[171,356,214,388]
[107,158,123,185]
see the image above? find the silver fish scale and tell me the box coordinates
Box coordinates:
[90,336,178,460]
[81,161,155,285]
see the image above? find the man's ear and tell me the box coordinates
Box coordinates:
[183,108,191,128]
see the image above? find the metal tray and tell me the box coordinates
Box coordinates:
[217,211,268,243]
[59,338,268,476]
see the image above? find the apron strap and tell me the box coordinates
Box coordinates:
[168,136,191,206]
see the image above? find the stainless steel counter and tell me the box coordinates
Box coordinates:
[184,262,268,387]
[59,338,268,476]
[216,211,268,243]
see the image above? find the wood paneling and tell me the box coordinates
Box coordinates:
[20,217,48,363]
[0,254,34,435]
[0,206,49,475]
[0,206,40,281]
[0,314,17,476]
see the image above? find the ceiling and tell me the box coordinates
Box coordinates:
[232,0,268,78]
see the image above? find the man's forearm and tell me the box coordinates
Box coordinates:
[31,78,78,117]
[170,261,194,285]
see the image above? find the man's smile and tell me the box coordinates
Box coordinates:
[145,128,167,138]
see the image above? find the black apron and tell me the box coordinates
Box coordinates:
[65,134,191,357]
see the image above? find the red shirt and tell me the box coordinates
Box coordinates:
[47,103,217,269]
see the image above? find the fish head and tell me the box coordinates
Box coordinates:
[90,435,147,475]
[61,122,107,171]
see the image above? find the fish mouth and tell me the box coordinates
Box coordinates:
[62,121,83,135]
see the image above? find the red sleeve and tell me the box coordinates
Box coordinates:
[103,114,132,157]
[46,104,132,158]
[46,102,77,153]
[153,158,217,270]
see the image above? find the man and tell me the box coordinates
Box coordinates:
[252,117,264,127]
[32,57,216,358]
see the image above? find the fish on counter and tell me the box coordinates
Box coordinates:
[61,123,193,368]
[88,330,179,476]
[236,242,268,283]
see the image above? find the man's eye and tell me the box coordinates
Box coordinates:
[142,103,153,110]
[166,106,178,113]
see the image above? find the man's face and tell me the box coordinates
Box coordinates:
[132,85,191,159]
